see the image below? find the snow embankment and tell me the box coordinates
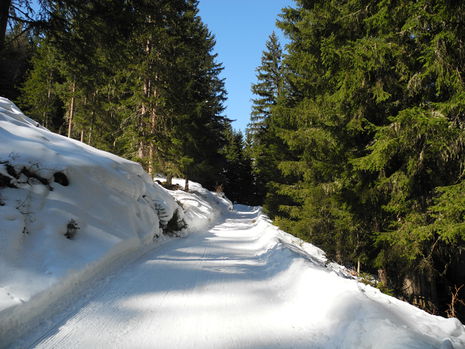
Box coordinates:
[156,177,233,233]
[0,98,215,345]
[237,206,465,349]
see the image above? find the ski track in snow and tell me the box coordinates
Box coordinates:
[22,207,322,348]
[15,206,463,349]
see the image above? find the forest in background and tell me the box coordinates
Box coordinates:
[2,0,465,322]
[247,0,465,321]
[0,0,256,201]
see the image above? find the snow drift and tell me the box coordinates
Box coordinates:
[0,98,191,344]
[238,208,465,348]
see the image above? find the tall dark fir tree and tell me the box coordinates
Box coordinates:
[246,32,287,206]
[267,0,465,320]
[248,32,283,138]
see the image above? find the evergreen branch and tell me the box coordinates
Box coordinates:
[4,24,31,45]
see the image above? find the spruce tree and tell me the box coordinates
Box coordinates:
[19,37,64,131]
[248,32,283,138]
[352,0,465,316]
[266,0,465,319]
[247,32,286,206]
[166,1,228,189]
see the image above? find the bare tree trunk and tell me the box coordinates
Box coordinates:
[42,72,53,128]
[67,80,76,138]
[138,104,146,160]
[148,87,158,176]
[148,107,156,175]
[165,174,173,186]
[138,37,152,171]
[148,143,154,175]
[184,178,189,192]
[88,110,94,145]
[80,129,84,143]
[0,0,11,51]
[138,81,149,164]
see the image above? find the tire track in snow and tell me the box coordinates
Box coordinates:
[24,207,293,348]
[19,205,463,349]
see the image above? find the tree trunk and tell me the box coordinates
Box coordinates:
[42,73,53,128]
[88,110,94,145]
[148,98,157,176]
[0,0,11,51]
[402,268,439,315]
[67,81,76,138]
[138,104,146,161]
[166,174,172,186]
[378,269,388,290]
[138,37,152,171]
[148,149,154,175]
[184,178,189,192]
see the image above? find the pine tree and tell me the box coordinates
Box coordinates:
[20,0,229,185]
[165,1,229,189]
[248,32,283,138]
[352,0,465,316]
[19,37,64,131]
[116,0,229,185]
[246,32,287,206]
[266,0,465,319]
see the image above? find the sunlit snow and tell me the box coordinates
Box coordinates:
[0,98,464,348]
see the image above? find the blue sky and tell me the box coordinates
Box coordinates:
[197,0,294,133]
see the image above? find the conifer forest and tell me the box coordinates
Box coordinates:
[2,0,465,322]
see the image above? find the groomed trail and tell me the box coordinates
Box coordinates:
[22,206,465,349]
[29,206,315,348]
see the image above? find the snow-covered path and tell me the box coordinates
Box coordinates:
[29,207,313,348]
[24,206,465,349]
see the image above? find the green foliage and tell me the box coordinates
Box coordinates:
[221,127,256,204]
[358,272,395,297]
[246,32,289,207]
[19,38,64,131]
[16,0,230,191]
[247,0,465,319]
[429,182,465,244]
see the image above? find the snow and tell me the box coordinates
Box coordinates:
[156,177,233,232]
[1,97,465,348]
[16,206,465,349]
[0,98,185,344]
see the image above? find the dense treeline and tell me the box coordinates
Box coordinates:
[0,0,256,200]
[248,0,465,321]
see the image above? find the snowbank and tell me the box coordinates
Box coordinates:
[0,98,187,344]
[235,206,465,349]
[156,177,233,233]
